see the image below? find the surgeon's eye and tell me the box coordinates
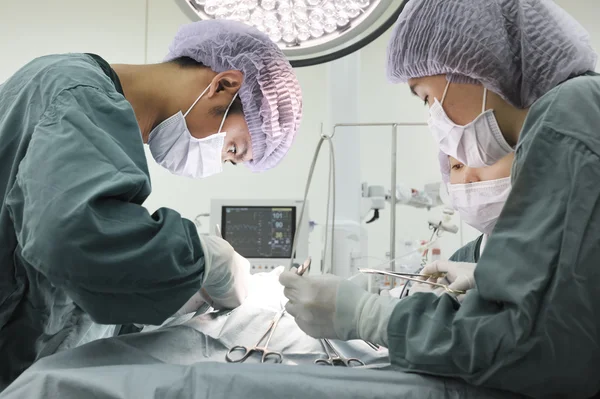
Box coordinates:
[423,96,429,106]
[226,145,238,166]
[451,164,463,171]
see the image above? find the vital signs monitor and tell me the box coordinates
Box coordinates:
[210,200,309,274]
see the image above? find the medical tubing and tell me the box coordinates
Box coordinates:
[400,279,410,298]
[323,138,336,273]
[289,133,336,272]
[365,238,439,274]
[289,136,326,269]
[323,141,331,272]
[330,139,336,273]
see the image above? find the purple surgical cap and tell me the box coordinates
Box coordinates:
[386,0,597,108]
[166,20,302,172]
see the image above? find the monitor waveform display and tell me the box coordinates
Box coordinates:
[222,206,296,258]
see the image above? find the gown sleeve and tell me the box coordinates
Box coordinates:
[6,86,205,325]
[385,81,600,398]
[448,235,482,263]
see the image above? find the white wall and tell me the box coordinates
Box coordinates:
[1,0,599,268]
[0,0,147,71]
[357,27,464,263]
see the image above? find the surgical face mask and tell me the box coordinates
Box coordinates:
[428,81,513,168]
[148,84,238,179]
[448,177,511,236]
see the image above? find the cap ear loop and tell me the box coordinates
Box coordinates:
[439,81,489,118]
[440,80,451,105]
[217,91,239,134]
[482,87,488,113]
[184,84,212,118]
[182,84,239,135]
[440,80,488,112]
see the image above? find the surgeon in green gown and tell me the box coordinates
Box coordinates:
[0,20,302,389]
[409,152,514,299]
[280,1,600,397]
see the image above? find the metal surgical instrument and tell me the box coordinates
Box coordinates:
[225,257,311,364]
[315,339,365,367]
[358,268,466,295]
[225,308,285,364]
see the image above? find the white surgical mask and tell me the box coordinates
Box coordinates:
[428,81,513,168]
[148,84,238,179]
[448,177,511,236]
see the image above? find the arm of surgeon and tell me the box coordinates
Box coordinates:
[384,78,600,398]
[7,86,209,325]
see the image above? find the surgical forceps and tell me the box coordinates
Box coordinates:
[295,256,312,275]
[358,268,466,295]
[315,339,365,367]
[225,258,312,364]
[225,307,285,363]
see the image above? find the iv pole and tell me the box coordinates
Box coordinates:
[327,122,428,272]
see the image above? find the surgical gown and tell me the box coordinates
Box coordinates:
[0,54,205,390]
[449,235,483,263]
[387,74,600,398]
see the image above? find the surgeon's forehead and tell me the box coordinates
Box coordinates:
[408,78,421,96]
[408,78,432,97]
[409,75,446,93]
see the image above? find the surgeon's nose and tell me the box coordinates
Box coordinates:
[461,167,481,184]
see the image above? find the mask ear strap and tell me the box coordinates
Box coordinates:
[217,91,239,133]
[482,87,488,113]
[440,80,451,104]
[184,84,212,118]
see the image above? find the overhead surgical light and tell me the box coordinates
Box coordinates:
[176,0,406,67]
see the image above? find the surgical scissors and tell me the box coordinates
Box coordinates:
[315,339,365,367]
[358,268,466,295]
[225,257,312,364]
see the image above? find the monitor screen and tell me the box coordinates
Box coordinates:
[221,206,296,259]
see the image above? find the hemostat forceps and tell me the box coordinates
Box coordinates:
[225,308,285,364]
[225,257,312,364]
[358,268,466,295]
[315,339,365,367]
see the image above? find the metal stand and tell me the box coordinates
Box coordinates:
[327,122,427,272]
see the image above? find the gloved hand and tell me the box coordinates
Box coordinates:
[198,235,251,310]
[279,271,400,347]
[416,260,477,302]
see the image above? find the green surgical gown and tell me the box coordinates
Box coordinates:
[449,235,483,264]
[0,54,205,389]
[387,74,600,398]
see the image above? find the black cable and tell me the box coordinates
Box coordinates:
[290,0,410,68]
[365,209,380,224]
[400,280,409,298]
